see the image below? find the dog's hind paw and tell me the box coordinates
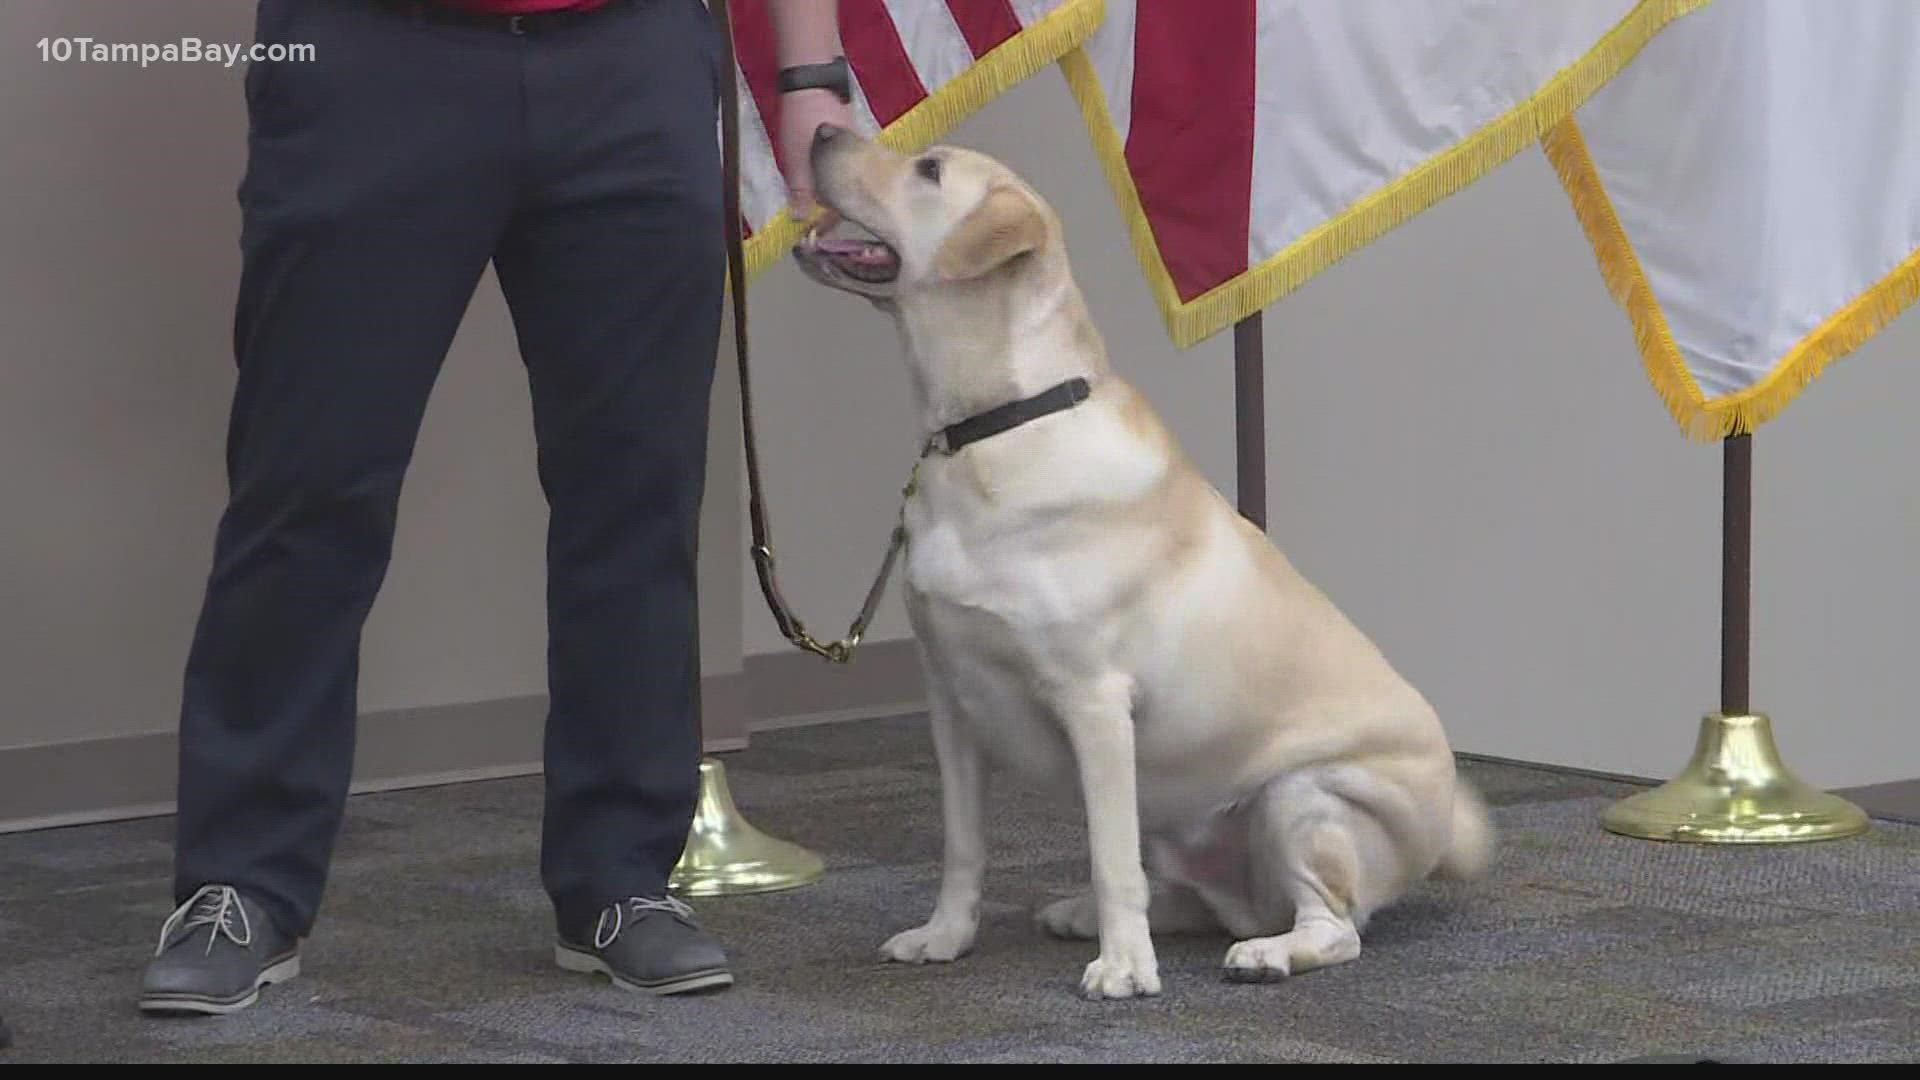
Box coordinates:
[1224,921,1360,981]
[880,920,975,964]
[1035,894,1099,940]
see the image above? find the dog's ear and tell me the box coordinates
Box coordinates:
[934,186,1045,281]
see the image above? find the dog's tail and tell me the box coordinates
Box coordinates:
[1433,778,1494,880]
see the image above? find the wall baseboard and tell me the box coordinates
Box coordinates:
[1836,779,1920,826]
[10,640,1913,835]
[1,670,754,835]
[744,637,925,731]
[0,646,926,834]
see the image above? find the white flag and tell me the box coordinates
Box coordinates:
[1545,0,1920,439]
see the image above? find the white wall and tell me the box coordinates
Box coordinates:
[0,0,742,750]
[2,3,1911,789]
[738,71,1920,790]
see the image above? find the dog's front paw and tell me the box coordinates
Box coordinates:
[880,920,976,964]
[1036,893,1099,940]
[1079,944,1161,1000]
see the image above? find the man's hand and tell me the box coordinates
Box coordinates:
[766,0,851,216]
[778,88,855,216]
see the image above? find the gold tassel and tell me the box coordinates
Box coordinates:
[1703,249,1920,439]
[1542,117,1708,438]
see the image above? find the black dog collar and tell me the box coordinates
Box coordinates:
[924,377,1093,457]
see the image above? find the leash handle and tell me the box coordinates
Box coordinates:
[712,0,903,665]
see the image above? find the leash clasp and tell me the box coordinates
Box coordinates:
[751,543,870,665]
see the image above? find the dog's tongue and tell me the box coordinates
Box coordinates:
[815,234,895,266]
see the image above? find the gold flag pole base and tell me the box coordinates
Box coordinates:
[669,756,825,897]
[1602,712,1870,844]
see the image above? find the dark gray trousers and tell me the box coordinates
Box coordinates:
[174,0,725,940]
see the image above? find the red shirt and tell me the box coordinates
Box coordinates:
[436,0,610,12]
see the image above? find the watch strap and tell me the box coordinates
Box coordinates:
[777,56,851,102]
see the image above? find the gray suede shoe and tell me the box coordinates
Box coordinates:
[139,885,300,1016]
[556,895,733,996]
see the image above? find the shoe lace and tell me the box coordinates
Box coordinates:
[593,895,696,949]
[156,884,253,957]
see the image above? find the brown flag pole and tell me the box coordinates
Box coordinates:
[1234,314,1268,530]
[1602,433,1869,843]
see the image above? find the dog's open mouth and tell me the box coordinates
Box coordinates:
[795,213,901,284]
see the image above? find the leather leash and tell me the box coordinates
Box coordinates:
[712,0,907,665]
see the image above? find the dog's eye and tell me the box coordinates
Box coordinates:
[915,157,942,184]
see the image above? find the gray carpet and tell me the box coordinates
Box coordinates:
[2,712,1917,1063]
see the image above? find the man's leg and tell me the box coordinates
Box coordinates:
[489,0,729,995]
[149,0,522,1014]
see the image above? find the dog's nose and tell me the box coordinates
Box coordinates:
[813,123,847,150]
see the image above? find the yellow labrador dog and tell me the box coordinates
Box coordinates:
[791,125,1491,999]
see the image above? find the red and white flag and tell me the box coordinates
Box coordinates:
[724,0,1104,279]
[1062,0,1707,347]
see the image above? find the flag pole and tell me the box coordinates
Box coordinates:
[1601,434,1869,843]
[1235,314,1268,530]
[1720,433,1753,716]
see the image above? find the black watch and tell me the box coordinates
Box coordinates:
[778,56,852,104]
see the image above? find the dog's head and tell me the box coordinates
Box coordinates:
[792,125,1055,306]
